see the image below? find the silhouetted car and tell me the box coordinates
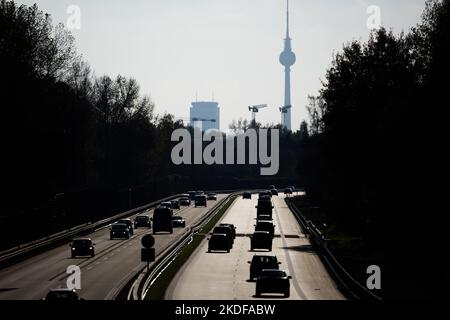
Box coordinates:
[188,191,197,200]
[160,202,174,215]
[172,216,186,228]
[255,221,275,238]
[153,207,173,234]
[243,192,252,199]
[268,185,275,190]
[195,195,207,208]
[160,201,173,209]
[134,215,151,229]
[44,288,82,301]
[110,223,130,240]
[171,199,181,210]
[256,269,291,298]
[248,255,281,280]
[117,219,134,235]
[208,234,231,253]
[207,193,217,201]
[284,188,293,195]
[213,225,234,246]
[70,238,95,258]
[256,199,274,217]
[250,231,272,251]
[219,223,236,239]
[257,215,273,222]
[270,189,279,196]
[179,196,191,206]
[259,191,272,199]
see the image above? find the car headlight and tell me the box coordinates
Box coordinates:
[72,248,76,250]
[89,247,93,250]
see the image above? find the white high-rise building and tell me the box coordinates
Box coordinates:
[190,101,220,132]
[279,0,296,131]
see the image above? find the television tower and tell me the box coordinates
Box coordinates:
[279,0,296,131]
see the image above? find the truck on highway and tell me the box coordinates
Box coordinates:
[153,207,173,234]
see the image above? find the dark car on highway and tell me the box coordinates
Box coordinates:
[256,269,291,298]
[172,216,186,228]
[134,215,151,229]
[243,192,252,199]
[110,223,130,240]
[208,234,231,253]
[195,195,207,208]
[188,191,197,200]
[256,199,274,217]
[44,288,82,301]
[284,187,293,195]
[179,196,191,206]
[270,189,279,196]
[171,199,181,210]
[255,221,275,238]
[213,225,234,246]
[219,223,236,239]
[259,191,272,199]
[207,193,217,201]
[70,238,95,258]
[248,255,281,280]
[117,218,134,235]
[250,231,272,251]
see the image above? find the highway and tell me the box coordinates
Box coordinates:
[166,194,345,300]
[0,195,226,300]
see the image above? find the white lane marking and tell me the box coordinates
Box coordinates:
[274,200,308,300]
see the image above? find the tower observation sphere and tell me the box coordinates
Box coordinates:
[280,50,296,67]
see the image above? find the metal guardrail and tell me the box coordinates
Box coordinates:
[127,192,241,300]
[286,199,382,300]
[0,193,185,267]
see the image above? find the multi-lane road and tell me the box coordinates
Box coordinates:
[166,194,345,300]
[0,195,226,300]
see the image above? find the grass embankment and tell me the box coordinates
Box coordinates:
[145,196,237,300]
[290,196,383,297]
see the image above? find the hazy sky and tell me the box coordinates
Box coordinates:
[18,0,426,131]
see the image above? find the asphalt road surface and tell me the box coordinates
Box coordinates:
[0,195,226,300]
[166,194,345,300]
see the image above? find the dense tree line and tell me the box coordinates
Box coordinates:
[297,0,448,298]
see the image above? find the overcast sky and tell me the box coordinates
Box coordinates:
[18,0,426,131]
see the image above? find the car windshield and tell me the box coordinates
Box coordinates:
[173,217,182,220]
[118,220,130,224]
[73,240,91,246]
[256,223,272,230]
[214,227,229,234]
[46,291,78,300]
[136,216,148,221]
[261,270,286,278]
[112,224,127,230]
[254,256,278,264]
[254,232,269,238]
